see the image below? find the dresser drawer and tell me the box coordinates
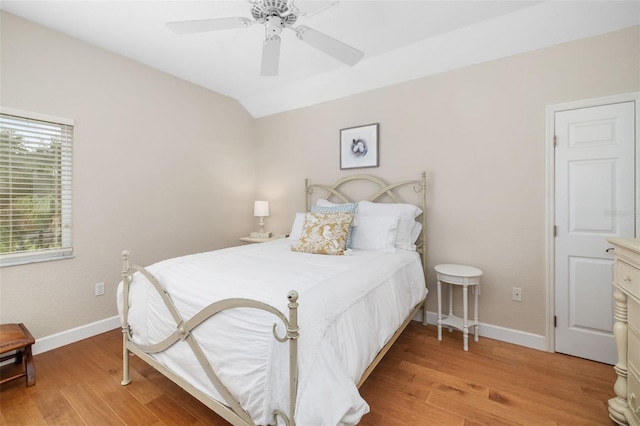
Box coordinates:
[630,324,640,374]
[617,259,640,298]
[628,367,640,425]
[631,298,639,335]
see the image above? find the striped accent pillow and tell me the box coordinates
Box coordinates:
[311,202,358,249]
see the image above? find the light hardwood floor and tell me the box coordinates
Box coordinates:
[0,322,616,425]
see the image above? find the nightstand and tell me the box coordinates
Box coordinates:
[435,264,482,351]
[239,236,277,245]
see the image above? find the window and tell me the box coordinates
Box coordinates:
[0,107,73,266]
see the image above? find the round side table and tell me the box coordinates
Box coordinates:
[435,264,482,351]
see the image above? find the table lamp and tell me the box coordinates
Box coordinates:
[250,200,271,238]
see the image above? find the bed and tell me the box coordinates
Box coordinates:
[117,172,428,426]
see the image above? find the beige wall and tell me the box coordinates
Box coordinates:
[254,26,640,336]
[0,12,256,338]
[1,10,638,343]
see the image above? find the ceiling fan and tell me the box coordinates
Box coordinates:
[166,0,364,76]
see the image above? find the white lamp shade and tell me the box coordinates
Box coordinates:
[254,201,270,217]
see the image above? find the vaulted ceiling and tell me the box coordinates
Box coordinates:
[2,1,639,117]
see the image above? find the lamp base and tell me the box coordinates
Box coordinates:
[250,231,272,239]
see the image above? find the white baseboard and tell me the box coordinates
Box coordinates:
[413,310,547,352]
[32,315,121,355]
[32,311,546,357]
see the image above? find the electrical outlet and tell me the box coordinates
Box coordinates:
[95,282,105,296]
[512,287,522,302]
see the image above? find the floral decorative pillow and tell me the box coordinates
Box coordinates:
[291,212,354,255]
[311,202,358,249]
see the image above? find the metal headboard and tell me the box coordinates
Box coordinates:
[304,172,427,276]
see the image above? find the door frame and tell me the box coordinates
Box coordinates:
[545,91,640,353]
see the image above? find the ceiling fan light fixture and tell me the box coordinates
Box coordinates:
[265,15,283,35]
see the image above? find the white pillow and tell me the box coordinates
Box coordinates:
[350,215,398,252]
[288,212,306,242]
[410,221,423,245]
[357,200,422,219]
[357,201,422,250]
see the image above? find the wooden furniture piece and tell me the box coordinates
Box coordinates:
[435,264,482,351]
[608,238,640,426]
[0,323,35,387]
[239,236,277,244]
[119,172,428,426]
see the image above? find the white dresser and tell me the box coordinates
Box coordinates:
[608,238,640,426]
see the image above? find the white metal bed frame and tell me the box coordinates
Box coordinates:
[120,172,428,426]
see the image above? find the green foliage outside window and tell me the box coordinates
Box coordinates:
[0,123,68,256]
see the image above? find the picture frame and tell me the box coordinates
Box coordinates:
[340,123,379,169]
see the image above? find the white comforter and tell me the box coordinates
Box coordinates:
[117,239,427,425]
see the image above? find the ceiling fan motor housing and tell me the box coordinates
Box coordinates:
[251,0,298,26]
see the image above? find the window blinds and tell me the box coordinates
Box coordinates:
[0,109,73,266]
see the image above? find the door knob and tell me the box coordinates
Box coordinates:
[606,247,615,253]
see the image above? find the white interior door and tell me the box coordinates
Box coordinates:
[554,101,635,365]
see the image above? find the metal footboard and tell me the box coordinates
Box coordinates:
[120,250,299,426]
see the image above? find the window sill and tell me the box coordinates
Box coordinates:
[0,250,74,267]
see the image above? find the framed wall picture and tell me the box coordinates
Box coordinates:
[340,123,379,169]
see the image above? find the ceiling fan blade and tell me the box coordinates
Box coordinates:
[166,17,252,35]
[295,26,364,66]
[289,1,339,17]
[261,36,281,76]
